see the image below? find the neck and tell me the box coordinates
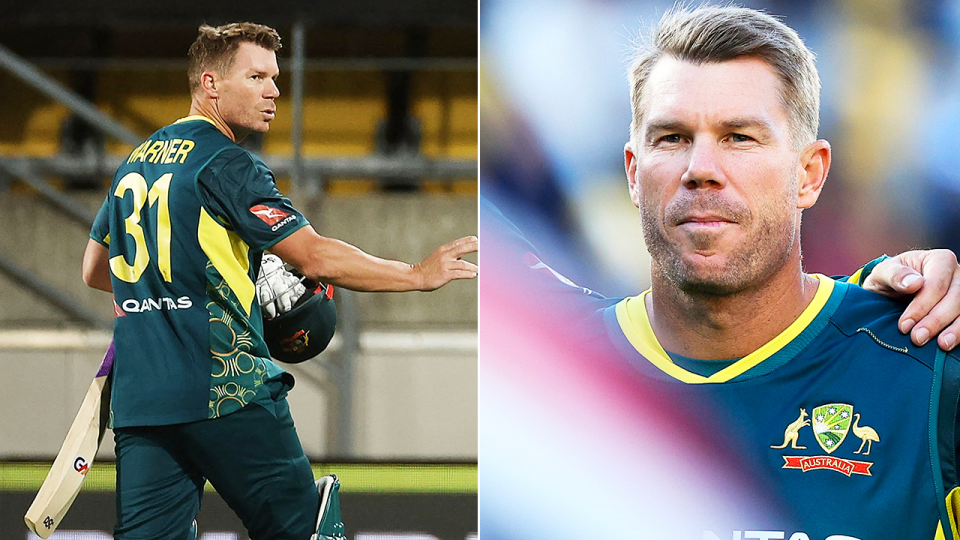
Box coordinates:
[645,257,819,361]
[188,96,241,142]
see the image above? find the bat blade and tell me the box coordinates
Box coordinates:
[24,342,114,538]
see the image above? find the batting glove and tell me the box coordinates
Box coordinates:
[257,254,307,319]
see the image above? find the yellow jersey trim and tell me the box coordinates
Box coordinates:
[198,208,254,316]
[174,115,218,127]
[943,485,960,540]
[848,266,865,286]
[615,275,835,384]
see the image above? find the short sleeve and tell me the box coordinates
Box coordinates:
[196,149,308,251]
[90,196,110,246]
[836,255,889,286]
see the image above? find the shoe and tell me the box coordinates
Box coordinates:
[311,474,346,540]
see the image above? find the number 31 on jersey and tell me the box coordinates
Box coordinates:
[110,171,173,283]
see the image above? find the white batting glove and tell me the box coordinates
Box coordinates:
[257,254,307,319]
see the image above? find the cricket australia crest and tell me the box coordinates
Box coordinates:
[811,403,852,454]
[772,403,878,477]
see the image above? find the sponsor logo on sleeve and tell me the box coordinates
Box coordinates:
[250,204,297,231]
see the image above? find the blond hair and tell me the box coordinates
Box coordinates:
[187,22,282,91]
[628,5,820,148]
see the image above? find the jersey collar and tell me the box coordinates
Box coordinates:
[614,274,836,384]
[173,115,218,127]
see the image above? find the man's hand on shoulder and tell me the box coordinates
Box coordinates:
[413,236,479,291]
[862,249,960,350]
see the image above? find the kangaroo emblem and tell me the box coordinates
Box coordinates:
[771,408,809,449]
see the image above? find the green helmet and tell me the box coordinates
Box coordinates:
[262,281,337,364]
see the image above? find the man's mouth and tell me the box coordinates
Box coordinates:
[676,214,736,228]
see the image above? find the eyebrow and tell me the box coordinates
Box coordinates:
[644,120,685,138]
[720,117,776,132]
[644,116,777,138]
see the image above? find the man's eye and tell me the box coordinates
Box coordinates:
[660,134,682,144]
[730,133,753,143]
[251,75,261,81]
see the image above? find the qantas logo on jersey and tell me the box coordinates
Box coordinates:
[250,204,297,231]
[120,296,193,313]
[770,403,880,477]
[704,531,861,540]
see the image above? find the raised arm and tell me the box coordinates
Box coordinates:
[269,225,478,292]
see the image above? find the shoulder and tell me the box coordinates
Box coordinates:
[827,280,938,369]
[200,147,272,185]
[828,281,907,338]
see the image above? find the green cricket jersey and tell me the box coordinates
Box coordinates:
[91,116,307,428]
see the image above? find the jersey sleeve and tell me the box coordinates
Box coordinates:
[835,255,889,286]
[90,196,110,246]
[196,148,308,251]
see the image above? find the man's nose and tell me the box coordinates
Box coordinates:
[266,79,280,98]
[681,139,726,189]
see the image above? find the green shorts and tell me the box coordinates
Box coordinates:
[113,387,319,540]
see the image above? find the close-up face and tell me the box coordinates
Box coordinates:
[627,55,814,296]
[212,41,280,139]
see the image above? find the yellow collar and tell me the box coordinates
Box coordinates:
[615,275,835,384]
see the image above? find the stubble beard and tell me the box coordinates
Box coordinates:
[640,190,798,298]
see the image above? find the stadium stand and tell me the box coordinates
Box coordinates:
[0,0,477,470]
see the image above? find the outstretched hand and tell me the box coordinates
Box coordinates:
[414,236,479,291]
[862,249,960,350]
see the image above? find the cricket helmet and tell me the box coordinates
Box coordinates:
[262,280,337,364]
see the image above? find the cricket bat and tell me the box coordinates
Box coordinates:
[24,341,115,538]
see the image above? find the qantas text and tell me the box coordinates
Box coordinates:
[705,532,860,540]
[120,296,193,313]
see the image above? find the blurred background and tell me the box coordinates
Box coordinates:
[480,0,960,538]
[0,1,477,538]
[481,0,960,296]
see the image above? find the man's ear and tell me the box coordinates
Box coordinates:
[797,139,831,209]
[200,71,219,99]
[625,142,641,208]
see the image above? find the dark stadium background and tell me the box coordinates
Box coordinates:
[0,1,478,539]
